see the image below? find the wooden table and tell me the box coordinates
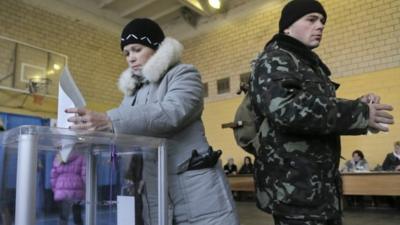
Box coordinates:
[227,174,255,192]
[341,171,400,196]
[228,172,400,196]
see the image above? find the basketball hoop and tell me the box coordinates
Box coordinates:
[27,78,51,105]
[32,93,45,105]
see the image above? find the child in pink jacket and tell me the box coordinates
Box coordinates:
[51,151,85,225]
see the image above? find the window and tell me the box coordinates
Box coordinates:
[203,82,209,98]
[217,77,230,94]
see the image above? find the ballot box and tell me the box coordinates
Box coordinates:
[0,125,168,225]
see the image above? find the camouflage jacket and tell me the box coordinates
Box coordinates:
[249,34,369,220]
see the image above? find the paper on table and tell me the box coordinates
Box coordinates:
[56,65,86,162]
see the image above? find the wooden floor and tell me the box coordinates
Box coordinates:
[236,201,400,225]
[231,172,400,224]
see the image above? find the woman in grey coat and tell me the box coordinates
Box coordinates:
[66,18,239,225]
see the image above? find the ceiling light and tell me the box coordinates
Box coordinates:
[208,0,221,9]
[180,0,227,16]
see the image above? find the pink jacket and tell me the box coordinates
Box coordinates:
[50,153,86,201]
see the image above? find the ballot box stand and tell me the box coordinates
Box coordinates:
[0,125,167,225]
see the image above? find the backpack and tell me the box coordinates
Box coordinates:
[232,83,260,155]
[232,49,298,155]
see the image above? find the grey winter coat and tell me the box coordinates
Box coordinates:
[107,37,209,173]
[106,37,239,225]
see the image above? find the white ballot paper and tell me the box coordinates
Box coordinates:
[117,196,136,225]
[57,65,86,162]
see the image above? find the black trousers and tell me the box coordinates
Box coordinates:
[273,215,342,225]
[59,201,83,225]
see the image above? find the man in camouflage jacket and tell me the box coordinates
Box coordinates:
[249,1,394,224]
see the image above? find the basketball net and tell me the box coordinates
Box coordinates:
[28,79,48,105]
[32,93,45,105]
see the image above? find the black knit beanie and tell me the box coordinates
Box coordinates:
[279,0,327,33]
[120,18,165,51]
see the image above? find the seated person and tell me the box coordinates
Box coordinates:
[381,141,400,209]
[223,158,237,175]
[382,141,400,171]
[341,150,370,207]
[238,156,254,174]
[341,150,369,172]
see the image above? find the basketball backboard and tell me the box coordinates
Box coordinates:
[0,35,67,111]
[0,35,67,98]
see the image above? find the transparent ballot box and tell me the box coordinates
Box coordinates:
[0,125,167,225]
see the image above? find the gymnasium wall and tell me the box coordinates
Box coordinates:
[0,0,399,168]
[181,0,400,167]
[201,67,400,168]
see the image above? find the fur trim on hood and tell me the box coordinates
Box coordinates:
[118,37,183,96]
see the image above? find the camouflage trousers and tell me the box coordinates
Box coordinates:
[273,215,342,225]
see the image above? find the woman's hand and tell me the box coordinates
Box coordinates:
[65,108,112,131]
